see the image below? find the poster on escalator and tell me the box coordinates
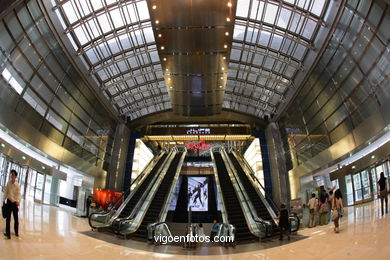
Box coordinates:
[187,177,208,211]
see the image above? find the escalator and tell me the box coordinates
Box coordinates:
[228,153,279,234]
[111,153,169,231]
[133,152,183,239]
[214,152,257,243]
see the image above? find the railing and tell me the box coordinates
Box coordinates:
[88,152,166,230]
[232,151,280,217]
[216,223,236,246]
[221,149,271,239]
[233,151,301,233]
[210,150,229,224]
[115,151,177,236]
[147,222,172,245]
[157,150,187,223]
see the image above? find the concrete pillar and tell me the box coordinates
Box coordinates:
[105,123,130,191]
[265,122,291,206]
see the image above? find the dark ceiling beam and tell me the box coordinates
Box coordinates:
[127,108,268,129]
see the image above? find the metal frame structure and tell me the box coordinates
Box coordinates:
[47,0,329,120]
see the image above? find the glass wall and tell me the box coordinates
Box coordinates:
[0,0,117,170]
[281,0,390,165]
[341,158,389,206]
[0,151,59,206]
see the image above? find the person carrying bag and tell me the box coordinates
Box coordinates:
[332,189,344,233]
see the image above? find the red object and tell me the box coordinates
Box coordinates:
[93,188,123,210]
[185,140,212,152]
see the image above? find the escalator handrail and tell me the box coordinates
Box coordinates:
[221,150,273,238]
[116,151,178,235]
[157,151,186,223]
[210,151,229,224]
[88,152,165,229]
[233,151,280,215]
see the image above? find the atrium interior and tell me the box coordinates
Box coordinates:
[0,0,389,259]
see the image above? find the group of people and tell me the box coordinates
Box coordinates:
[307,188,344,233]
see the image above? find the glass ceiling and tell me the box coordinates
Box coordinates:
[52,0,328,120]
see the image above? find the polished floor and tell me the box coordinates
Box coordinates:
[1,196,389,260]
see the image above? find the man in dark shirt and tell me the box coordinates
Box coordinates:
[274,204,290,240]
[377,172,388,216]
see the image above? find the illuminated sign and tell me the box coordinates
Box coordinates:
[185,140,213,151]
[186,128,211,135]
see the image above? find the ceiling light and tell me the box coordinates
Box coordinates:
[224,44,228,48]
[227,2,232,7]
[22,156,26,160]
[166,68,169,71]
[161,46,165,50]
[163,58,167,61]
[352,165,356,169]
[371,155,376,159]
[226,17,230,22]
[221,67,225,70]
[225,32,229,36]
[0,143,5,148]
[155,20,159,24]
[168,78,171,81]
[169,86,173,89]
[219,86,223,88]
[220,77,223,80]
[158,34,162,38]
[152,5,157,9]
[41,166,46,170]
[223,56,226,60]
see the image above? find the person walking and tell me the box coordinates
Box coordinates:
[3,170,21,240]
[274,204,291,240]
[377,172,388,216]
[332,189,344,233]
[319,191,328,225]
[307,193,318,228]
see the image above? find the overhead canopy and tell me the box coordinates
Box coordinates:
[51,0,329,121]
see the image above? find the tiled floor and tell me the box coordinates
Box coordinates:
[1,197,389,259]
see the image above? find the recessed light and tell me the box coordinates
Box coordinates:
[169,86,173,89]
[225,32,229,36]
[152,5,157,9]
[163,58,167,61]
[166,68,169,71]
[161,46,165,50]
[220,77,223,80]
[219,85,223,88]
[155,20,159,24]
[22,156,26,160]
[41,166,46,170]
[227,2,232,7]
[0,143,5,148]
[352,165,356,169]
[158,34,162,38]
[168,78,171,81]
[226,17,231,22]
[222,67,225,70]
[223,56,226,60]
[224,44,228,48]
[371,155,376,159]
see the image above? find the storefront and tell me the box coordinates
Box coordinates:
[340,159,389,206]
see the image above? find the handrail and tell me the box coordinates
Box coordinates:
[233,151,300,232]
[220,150,268,238]
[232,151,280,216]
[88,152,165,229]
[147,222,173,244]
[157,150,187,222]
[116,151,178,235]
[210,150,229,224]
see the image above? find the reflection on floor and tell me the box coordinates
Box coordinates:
[1,197,389,259]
